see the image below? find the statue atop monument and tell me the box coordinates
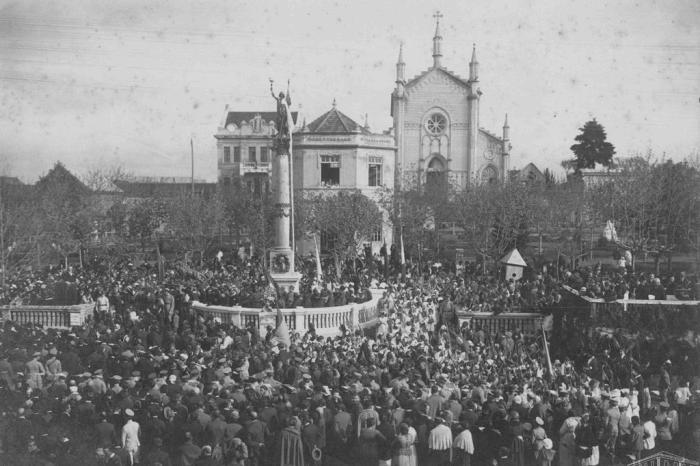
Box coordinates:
[270,79,294,151]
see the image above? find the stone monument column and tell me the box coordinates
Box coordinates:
[269,80,301,291]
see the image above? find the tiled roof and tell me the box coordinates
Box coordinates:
[114,180,217,198]
[304,107,370,134]
[0,176,23,185]
[224,111,298,128]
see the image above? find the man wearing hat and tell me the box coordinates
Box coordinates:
[121,408,140,465]
[605,393,621,457]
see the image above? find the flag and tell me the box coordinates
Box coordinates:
[313,234,322,281]
[542,314,553,332]
[542,326,554,379]
[400,230,406,265]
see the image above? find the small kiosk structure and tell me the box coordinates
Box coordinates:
[500,248,527,281]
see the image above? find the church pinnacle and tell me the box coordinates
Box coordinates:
[432,11,443,68]
[396,42,405,83]
[469,43,479,81]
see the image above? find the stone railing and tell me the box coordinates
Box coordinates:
[629,451,698,466]
[192,288,383,337]
[562,284,700,317]
[457,311,544,335]
[0,304,93,329]
[562,284,700,306]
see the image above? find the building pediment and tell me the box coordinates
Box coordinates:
[405,67,470,96]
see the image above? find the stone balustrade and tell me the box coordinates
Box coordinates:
[192,288,384,337]
[0,304,93,329]
[563,284,700,306]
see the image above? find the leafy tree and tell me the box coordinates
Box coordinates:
[454,182,551,265]
[567,119,616,172]
[300,190,382,276]
[543,168,557,187]
[127,198,167,251]
[587,155,699,271]
[220,181,274,255]
[166,191,226,264]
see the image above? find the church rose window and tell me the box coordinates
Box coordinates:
[426,113,447,136]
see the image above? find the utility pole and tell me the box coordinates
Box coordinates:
[0,179,4,292]
[190,137,195,196]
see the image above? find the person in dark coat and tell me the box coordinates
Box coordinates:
[357,417,386,465]
[95,413,118,448]
[180,431,202,466]
[144,437,172,466]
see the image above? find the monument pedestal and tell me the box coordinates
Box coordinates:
[269,247,301,291]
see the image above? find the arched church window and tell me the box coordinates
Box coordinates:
[481,165,498,184]
[425,113,447,136]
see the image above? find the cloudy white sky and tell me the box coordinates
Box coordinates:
[1,0,698,182]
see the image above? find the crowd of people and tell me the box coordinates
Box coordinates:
[0,255,698,466]
[1,256,374,313]
[564,264,698,302]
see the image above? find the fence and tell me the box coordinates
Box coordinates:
[629,451,698,466]
[192,288,383,337]
[562,285,700,309]
[458,311,544,335]
[0,304,93,329]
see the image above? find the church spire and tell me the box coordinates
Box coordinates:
[432,11,443,68]
[469,43,479,81]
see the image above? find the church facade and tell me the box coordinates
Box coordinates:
[391,16,511,189]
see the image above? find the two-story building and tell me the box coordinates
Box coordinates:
[214,107,298,195]
[292,101,397,254]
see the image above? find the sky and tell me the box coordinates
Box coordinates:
[1,0,698,182]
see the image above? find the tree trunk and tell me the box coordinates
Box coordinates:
[654,254,660,276]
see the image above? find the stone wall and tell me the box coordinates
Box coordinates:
[192,288,383,337]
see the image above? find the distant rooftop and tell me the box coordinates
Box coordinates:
[304,105,371,134]
[129,176,208,184]
[224,111,298,128]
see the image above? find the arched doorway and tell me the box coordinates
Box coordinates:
[480,164,499,184]
[426,155,447,194]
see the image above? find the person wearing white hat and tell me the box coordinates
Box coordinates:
[121,408,140,465]
[536,438,555,466]
[605,395,621,458]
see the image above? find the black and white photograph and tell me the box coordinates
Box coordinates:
[0,0,699,465]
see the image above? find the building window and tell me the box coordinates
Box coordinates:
[248,147,256,163]
[223,146,231,163]
[368,156,383,186]
[371,225,382,242]
[223,176,231,186]
[233,146,241,163]
[320,230,337,254]
[320,154,340,186]
[260,147,269,163]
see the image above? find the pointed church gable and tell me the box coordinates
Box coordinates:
[405,68,470,97]
[479,128,503,143]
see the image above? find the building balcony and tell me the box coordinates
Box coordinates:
[240,162,271,175]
